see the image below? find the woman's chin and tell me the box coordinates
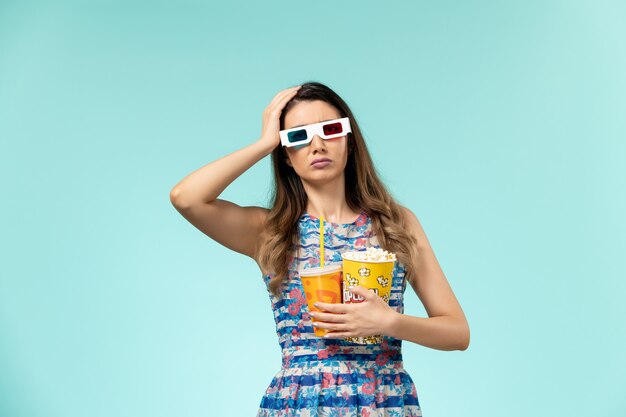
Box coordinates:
[301,170,344,184]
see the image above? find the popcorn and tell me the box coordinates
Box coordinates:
[342,246,396,262]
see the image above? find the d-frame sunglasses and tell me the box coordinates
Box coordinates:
[279,117,352,148]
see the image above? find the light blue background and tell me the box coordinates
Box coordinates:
[1,1,625,416]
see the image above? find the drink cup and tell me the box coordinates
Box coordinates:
[299,264,343,337]
[341,252,395,344]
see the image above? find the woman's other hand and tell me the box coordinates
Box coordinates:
[257,85,301,153]
[311,285,399,339]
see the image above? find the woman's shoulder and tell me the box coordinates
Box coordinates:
[397,204,415,221]
[397,204,428,248]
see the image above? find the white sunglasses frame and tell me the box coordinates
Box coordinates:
[279,117,352,148]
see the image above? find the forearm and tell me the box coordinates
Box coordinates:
[386,312,470,351]
[170,140,273,207]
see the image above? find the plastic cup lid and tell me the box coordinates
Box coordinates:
[298,264,342,276]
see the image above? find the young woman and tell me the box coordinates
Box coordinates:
[170,82,470,416]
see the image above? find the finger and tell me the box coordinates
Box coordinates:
[323,331,352,339]
[272,86,299,101]
[269,86,301,107]
[309,311,346,323]
[265,93,299,119]
[314,301,349,313]
[270,87,301,112]
[348,285,376,300]
[312,321,347,331]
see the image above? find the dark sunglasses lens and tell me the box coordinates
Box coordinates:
[287,129,308,144]
[322,122,343,136]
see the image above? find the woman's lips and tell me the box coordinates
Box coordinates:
[311,158,332,168]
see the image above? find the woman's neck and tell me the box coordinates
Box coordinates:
[301,175,359,223]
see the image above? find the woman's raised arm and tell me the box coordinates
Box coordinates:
[169,85,301,261]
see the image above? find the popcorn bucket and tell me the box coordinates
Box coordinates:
[341,250,395,344]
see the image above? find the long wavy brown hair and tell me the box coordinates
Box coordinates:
[256,81,420,298]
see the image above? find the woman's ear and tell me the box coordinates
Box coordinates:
[285,156,293,167]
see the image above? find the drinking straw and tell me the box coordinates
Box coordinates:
[319,216,325,267]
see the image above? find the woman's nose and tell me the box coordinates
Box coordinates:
[310,134,327,151]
